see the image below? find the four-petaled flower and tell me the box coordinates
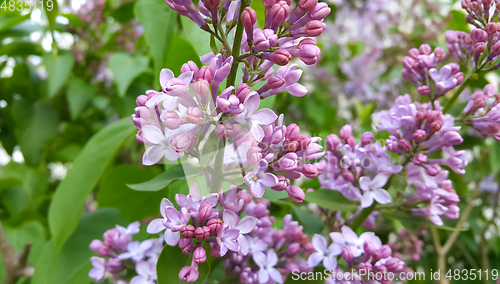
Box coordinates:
[253,249,283,284]
[234,93,278,141]
[359,174,391,208]
[222,210,257,255]
[307,234,342,269]
[244,159,279,198]
[130,260,157,284]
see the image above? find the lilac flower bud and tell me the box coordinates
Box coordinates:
[193,247,207,264]
[198,202,213,220]
[401,56,415,69]
[371,250,382,263]
[253,29,278,52]
[270,1,290,24]
[107,258,122,272]
[386,136,399,153]
[136,95,148,107]
[285,123,300,140]
[198,66,213,82]
[181,225,195,238]
[236,83,251,103]
[398,139,411,152]
[210,243,221,258]
[98,246,110,257]
[419,44,432,55]
[426,110,442,123]
[179,239,194,254]
[214,124,227,140]
[385,257,402,272]
[103,229,118,247]
[363,241,377,257]
[490,41,500,58]
[272,175,290,191]
[299,0,318,12]
[207,218,223,234]
[360,132,374,147]
[430,121,443,132]
[163,111,181,129]
[417,85,430,96]
[434,47,445,62]
[309,2,331,20]
[342,170,354,182]
[269,49,292,66]
[358,262,372,273]
[302,164,318,178]
[408,48,420,59]
[296,135,311,150]
[195,226,211,240]
[380,245,392,258]
[416,110,427,121]
[172,133,191,152]
[342,247,354,264]
[286,185,305,203]
[279,153,298,171]
[181,61,199,82]
[413,153,428,166]
[179,266,199,283]
[241,7,257,27]
[412,129,426,143]
[299,44,321,65]
[287,243,301,255]
[471,28,487,42]
[326,134,340,151]
[425,164,441,176]
[305,20,326,37]
[339,125,353,142]
[486,22,498,34]
[186,107,202,124]
[247,146,263,165]
[90,240,103,252]
[267,76,285,89]
[446,30,458,43]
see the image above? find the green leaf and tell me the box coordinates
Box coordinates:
[61,14,83,28]
[156,244,210,284]
[108,52,149,97]
[179,17,212,57]
[66,78,98,120]
[250,0,265,27]
[0,177,22,192]
[0,41,44,56]
[210,35,219,55]
[127,164,203,191]
[490,141,500,174]
[200,131,219,166]
[43,0,59,34]
[44,53,74,98]
[0,14,31,33]
[48,118,135,252]
[164,34,202,76]
[381,210,467,231]
[3,221,46,268]
[263,189,289,201]
[112,2,135,23]
[97,164,174,222]
[13,101,59,165]
[292,206,324,234]
[305,189,358,212]
[134,0,176,83]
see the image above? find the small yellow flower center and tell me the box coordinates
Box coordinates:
[252,175,258,181]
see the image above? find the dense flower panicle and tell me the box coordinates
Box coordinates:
[88,222,162,283]
[315,125,402,207]
[459,84,500,140]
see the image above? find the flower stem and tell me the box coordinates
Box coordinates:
[348,202,377,231]
[225,0,252,88]
[442,76,471,114]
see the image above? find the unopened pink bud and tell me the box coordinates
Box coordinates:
[309,2,330,20]
[286,185,305,202]
[298,38,316,48]
[296,135,311,150]
[267,76,285,89]
[172,133,191,152]
[90,240,103,252]
[272,49,292,66]
[270,1,290,24]
[204,0,220,9]
[198,203,213,220]
[412,129,426,143]
[186,107,202,124]
[195,226,211,239]
[285,123,300,140]
[342,170,354,182]
[446,30,458,43]
[287,243,301,255]
[198,66,213,82]
[241,7,257,27]
[326,134,339,151]
[305,20,326,37]
[181,61,199,82]
[360,132,374,147]
[363,241,377,257]
[339,125,352,142]
[398,139,411,152]
[430,121,443,132]
[163,111,181,129]
[302,164,318,178]
[416,110,427,121]
[299,44,321,65]
[426,110,442,123]
[181,225,195,238]
[207,218,223,233]
[98,245,110,256]
[408,48,420,59]
[425,164,441,176]
[342,247,353,263]
[380,245,392,258]
[236,83,251,102]
[419,44,432,55]
[107,258,122,272]
[471,28,487,42]
[417,85,430,96]
[210,243,221,258]
[179,266,199,283]
[179,239,194,254]
[136,95,148,106]
[193,247,207,264]
[299,0,318,12]
[272,175,290,191]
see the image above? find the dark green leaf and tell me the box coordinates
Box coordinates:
[108,52,149,97]
[127,164,203,191]
[48,118,135,251]
[292,206,324,234]
[44,53,74,98]
[134,0,176,85]
[305,189,358,212]
[0,41,44,56]
[0,177,22,192]
[61,13,83,28]
[66,78,97,120]
[112,2,135,23]
[97,164,173,222]
[156,244,210,284]
[0,14,31,33]
[490,141,500,174]
[164,34,202,76]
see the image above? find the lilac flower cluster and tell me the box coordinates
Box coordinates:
[146,183,313,283]
[401,44,464,98]
[315,125,402,208]
[460,84,500,140]
[88,222,163,284]
[308,226,408,284]
[387,228,426,263]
